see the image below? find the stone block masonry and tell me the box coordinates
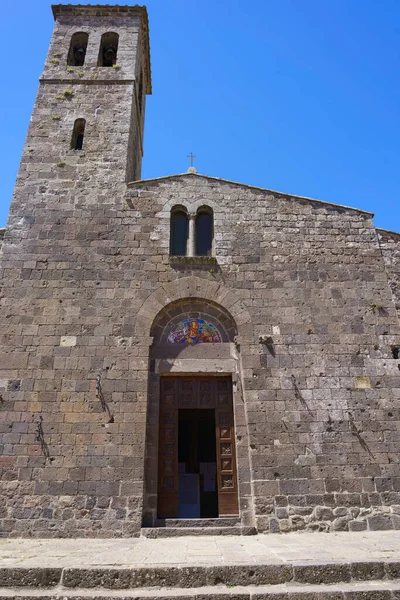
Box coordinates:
[126,174,400,535]
[1,4,400,537]
[0,4,152,538]
[378,228,400,322]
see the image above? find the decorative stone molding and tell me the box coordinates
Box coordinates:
[169,255,217,266]
[134,276,253,340]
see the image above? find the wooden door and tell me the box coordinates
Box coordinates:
[215,377,239,515]
[157,376,239,518]
[157,378,178,519]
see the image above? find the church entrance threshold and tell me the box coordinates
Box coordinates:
[158,376,239,520]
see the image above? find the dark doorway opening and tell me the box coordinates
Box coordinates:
[157,376,238,521]
[178,409,218,518]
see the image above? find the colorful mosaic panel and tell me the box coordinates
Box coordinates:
[167,319,222,344]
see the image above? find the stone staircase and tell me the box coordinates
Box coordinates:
[1,560,400,599]
[142,517,256,537]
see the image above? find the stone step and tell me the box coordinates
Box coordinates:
[162,517,241,528]
[1,580,400,599]
[141,525,256,537]
[1,560,399,589]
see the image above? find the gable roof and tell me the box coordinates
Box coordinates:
[377,228,400,239]
[127,171,374,217]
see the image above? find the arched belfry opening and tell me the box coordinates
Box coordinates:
[98,32,119,67]
[67,32,88,66]
[143,298,242,527]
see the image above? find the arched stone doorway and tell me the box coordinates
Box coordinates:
[141,295,253,527]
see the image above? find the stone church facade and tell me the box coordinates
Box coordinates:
[1,4,400,538]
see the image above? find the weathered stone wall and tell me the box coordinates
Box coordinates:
[1,5,400,538]
[126,175,400,534]
[0,6,152,537]
[377,229,400,323]
[0,229,5,255]
[2,165,400,536]
[8,5,148,231]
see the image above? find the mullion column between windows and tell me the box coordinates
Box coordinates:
[188,213,196,257]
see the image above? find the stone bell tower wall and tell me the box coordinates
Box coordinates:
[0,5,151,538]
[6,5,150,234]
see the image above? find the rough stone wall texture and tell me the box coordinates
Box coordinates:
[0,229,5,255]
[126,176,400,535]
[0,7,151,537]
[1,7,400,538]
[377,229,400,323]
[2,167,400,536]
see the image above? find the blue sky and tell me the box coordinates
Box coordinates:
[1,0,399,230]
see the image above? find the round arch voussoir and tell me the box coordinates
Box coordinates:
[134,276,253,338]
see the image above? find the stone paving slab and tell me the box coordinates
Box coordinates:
[1,580,400,599]
[0,532,399,568]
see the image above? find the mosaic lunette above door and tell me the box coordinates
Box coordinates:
[167,319,222,344]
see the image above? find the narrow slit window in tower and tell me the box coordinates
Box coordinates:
[98,32,119,67]
[71,119,86,150]
[67,32,89,67]
[138,72,144,116]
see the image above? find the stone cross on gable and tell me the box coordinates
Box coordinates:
[187,152,196,167]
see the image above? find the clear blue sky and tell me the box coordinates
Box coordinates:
[1,0,399,230]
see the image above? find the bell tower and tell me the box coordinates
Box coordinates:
[0,5,152,538]
[10,4,151,225]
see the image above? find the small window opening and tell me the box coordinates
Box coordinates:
[98,32,119,67]
[71,119,86,150]
[392,346,400,359]
[170,209,189,256]
[195,209,213,256]
[138,72,144,116]
[67,32,89,67]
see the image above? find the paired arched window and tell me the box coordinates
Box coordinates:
[98,32,119,67]
[71,119,86,150]
[67,32,120,68]
[196,208,213,256]
[170,206,214,257]
[67,32,88,66]
[170,207,189,256]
